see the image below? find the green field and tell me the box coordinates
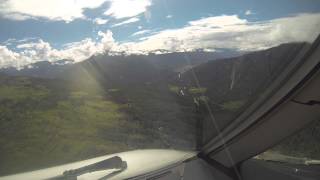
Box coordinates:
[0,75,197,175]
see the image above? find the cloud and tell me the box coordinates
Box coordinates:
[188,15,247,27]
[1,13,320,69]
[94,18,109,25]
[245,10,253,16]
[111,17,140,27]
[1,37,40,47]
[0,0,151,22]
[0,0,109,22]
[0,31,117,69]
[0,45,26,68]
[104,0,151,19]
[0,12,36,21]
[124,13,320,52]
[166,15,173,19]
[131,30,151,36]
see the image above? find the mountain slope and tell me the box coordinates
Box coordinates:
[177,42,310,142]
[181,42,309,102]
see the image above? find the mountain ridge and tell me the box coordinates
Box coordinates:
[0,50,241,78]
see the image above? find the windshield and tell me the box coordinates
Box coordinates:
[255,119,320,165]
[0,0,320,176]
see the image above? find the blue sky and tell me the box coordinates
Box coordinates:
[0,0,320,68]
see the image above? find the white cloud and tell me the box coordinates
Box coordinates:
[123,13,320,52]
[245,10,253,16]
[111,17,140,27]
[57,38,101,61]
[131,30,151,36]
[166,15,173,19]
[104,0,151,19]
[189,15,247,27]
[0,0,109,22]
[1,37,39,47]
[0,45,26,68]
[1,13,36,21]
[0,31,116,69]
[94,18,109,25]
[2,38,16,46]
[1,13,320,69]
[0,0,152,22]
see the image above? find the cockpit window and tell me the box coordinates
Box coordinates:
[255,119,320,165]
[0,0,320,176]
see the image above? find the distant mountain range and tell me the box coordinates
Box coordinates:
[0,42,309,104]
[0,59,74,78]
[0,50,241,78]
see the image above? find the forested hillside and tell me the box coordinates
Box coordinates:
[0,67,198,175]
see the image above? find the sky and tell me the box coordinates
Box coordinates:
[0,0,320,68]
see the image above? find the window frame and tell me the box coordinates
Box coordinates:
[201,35,320,167]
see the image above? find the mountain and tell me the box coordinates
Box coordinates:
[0,42,313,175]
[178,42,310,142]
[180,42,309,102]
[58,42,310,144]
[0,59,74,78]
[0,50,240,78]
